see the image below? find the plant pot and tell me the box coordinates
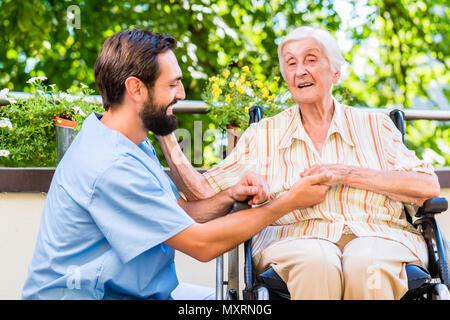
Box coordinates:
[55,116,77,163]
[225,125,242,156]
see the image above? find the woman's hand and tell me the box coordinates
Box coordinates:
[300,163,440,206]
[228,172,270,205]
[300,164,356,186]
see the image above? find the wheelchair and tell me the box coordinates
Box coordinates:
[216,106,450,300]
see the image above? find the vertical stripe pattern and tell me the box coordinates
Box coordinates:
[203,99,434,266]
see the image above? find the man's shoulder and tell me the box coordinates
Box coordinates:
[60,127,119,172]
[53,126,145,197]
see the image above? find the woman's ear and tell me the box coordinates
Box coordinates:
[333,69,341,84]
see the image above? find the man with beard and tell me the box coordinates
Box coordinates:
[22,29,332,300]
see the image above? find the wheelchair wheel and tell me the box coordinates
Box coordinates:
[254,286,270,300]
[433,284,450,300]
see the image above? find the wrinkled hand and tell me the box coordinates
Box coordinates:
[300,164,356,186]
[287,172,333,210]
[229,172,270,205]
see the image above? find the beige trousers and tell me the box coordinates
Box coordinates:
[255,235,425,300]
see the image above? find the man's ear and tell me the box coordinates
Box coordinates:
[124,76,147,103]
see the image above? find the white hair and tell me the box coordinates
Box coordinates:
[277,26,346,80]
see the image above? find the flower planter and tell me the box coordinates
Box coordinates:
[226,125,242,156]
[54,116,77,163]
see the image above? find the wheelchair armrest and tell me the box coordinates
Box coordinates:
[416,197,448,217]
[413,206,450,285]
[230,201,251,213]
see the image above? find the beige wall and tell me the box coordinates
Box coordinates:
[1,189,450,300]
[0,192,216,300]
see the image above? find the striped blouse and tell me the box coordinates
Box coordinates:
[204,98,434,266]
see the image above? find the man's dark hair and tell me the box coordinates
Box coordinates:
[94,29,176,111]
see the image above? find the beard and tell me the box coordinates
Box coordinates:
[140,96,178,136]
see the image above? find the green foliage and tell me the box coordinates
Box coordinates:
[0,0,346,98]
[343,0,449,109]
[0,79,102,167]
[0,0,448,167]
[337,0,450,166]
[405,120,450,166]
[203,62,292,131]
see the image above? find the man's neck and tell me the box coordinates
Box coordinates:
[100,105,147,145]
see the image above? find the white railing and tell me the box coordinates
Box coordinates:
[1,91,449,120]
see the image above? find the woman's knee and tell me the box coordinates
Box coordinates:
[285,239,342,282]
[341,238,408,299]
[308,240,341,270]
[343,249,375,276]
[283,240,343,299]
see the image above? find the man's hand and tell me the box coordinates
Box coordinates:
[300,164,356,186]
[286,172,333,210]
[228,173,270,205]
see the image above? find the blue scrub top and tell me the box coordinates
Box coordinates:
[22,113,194,300]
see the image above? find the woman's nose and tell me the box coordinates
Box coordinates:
[296,64,307,77]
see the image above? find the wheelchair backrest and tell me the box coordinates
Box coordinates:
[389,109,406,141]
[249,106,406,138]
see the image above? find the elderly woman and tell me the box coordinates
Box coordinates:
[158,26,440,299]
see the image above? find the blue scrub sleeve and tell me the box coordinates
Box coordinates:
[88,155,195,264]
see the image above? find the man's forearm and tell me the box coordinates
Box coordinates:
[158,133,215,200]
[167,189,297,262]
[346,167,440,205]
[178,189,235,223]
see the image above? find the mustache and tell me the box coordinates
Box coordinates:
[167,99,178,109]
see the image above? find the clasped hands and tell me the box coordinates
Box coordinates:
[229,164,357,209]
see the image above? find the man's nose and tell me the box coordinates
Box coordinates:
[176,81,186,101]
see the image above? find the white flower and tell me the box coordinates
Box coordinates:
[37,90,45,96]
[72,106,87,117]
[0,150,10,157]
[0,88,9,99]
[0,117,13,129]
[58,92,76,102]
[0,88,17,104]
[80,83,88,88]
[27,76,48,84]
